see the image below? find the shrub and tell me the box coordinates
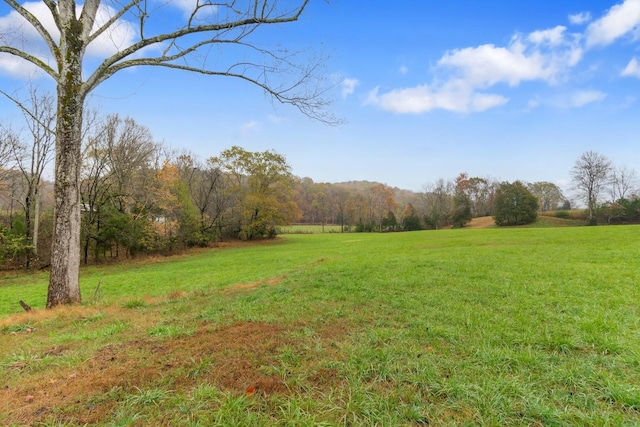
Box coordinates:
[493,181,539,226]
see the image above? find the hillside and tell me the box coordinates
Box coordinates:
[1,227,639,425]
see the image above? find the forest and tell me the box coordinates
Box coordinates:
[1,106,639,270]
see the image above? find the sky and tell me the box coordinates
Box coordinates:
[1,1,640,194]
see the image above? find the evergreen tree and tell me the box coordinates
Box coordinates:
[493,181,539,226]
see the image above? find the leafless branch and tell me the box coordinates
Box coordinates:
[0,89,56,135]
[0,47,57,80]
[86,0,140,45]
[3,0,60,67]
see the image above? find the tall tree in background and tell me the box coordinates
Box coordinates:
[211,146,298,240]
[571,151,612,225]
[331,186,349,232]
[369,184,396,232]
[527,182,566,212]
[609,165,637,202]
[422,179,452,229]
[0,0,331,307]
[175,153,228,241]
[7,89,55,269]
[80,115,159,263]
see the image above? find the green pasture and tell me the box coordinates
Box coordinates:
[1,226,640,425]
[278,224,343,234]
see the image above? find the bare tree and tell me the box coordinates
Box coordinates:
[0,128,13,180]
[0,127,16,193]
[7,89,55,269]
[81,114,160,263]
[609,165,637,202]
[527,181,566,212]
[571,151,612,224]
[0,128,21,228]
[0,1,332,307]
[421,179,453,229]
[175,152,228,239]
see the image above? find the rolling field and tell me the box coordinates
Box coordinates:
[1,226,639,425]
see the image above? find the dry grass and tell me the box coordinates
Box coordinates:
[464,216,496,229]
[1,288,351,426]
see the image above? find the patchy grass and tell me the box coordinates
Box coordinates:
[1,226,640,425]
[279,224,343,234]
[467,214,584,229]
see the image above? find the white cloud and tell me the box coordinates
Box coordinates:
[88,6,139,57]
[437,29,582,88]
[399,65,409,75]
[169,0,217,18]
[570,90,607,107]
[0,2,141,78]
[585,0,640,47]
[528,26,568,46]
[267,114,287,124]
[365,83,508,114]
[0,53,47,78]
[341,78,359,98]
[569,12,592,25]
[621,57,640,77]
[549,90,607,108]
[368,24,583,114]
[526,98,541,110]
[239,120,259,137]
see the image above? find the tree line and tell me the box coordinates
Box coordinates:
[0,108,301,269]
[1,103,639,271]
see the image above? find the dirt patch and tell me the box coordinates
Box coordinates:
[1,321,291,425]
[464,216,495,229]
[220,275,286,295]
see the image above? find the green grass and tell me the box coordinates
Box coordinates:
[2,226,640,425]
[279,224,343,234]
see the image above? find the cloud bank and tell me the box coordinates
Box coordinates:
[368,0,640,115]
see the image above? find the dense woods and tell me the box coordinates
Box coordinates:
[1,112,639,270]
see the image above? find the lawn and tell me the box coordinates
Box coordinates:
[1,226,639,425]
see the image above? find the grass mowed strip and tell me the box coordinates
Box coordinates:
[1,227,640,425]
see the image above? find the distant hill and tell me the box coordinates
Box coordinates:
[333,180,420,207]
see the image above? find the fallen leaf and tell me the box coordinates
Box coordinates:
[245,386,256,396]
[24,395,35,403]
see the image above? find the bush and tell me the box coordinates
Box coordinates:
[493,181,538,226]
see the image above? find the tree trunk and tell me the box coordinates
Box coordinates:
[47,18,85,308]
[33,187,40,256]
[48,89,84,306]
[25,192,32,270]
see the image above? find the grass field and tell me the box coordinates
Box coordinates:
[1,226,639,425]
[278,224,343,234]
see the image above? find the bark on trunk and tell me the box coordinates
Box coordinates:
[47,90,83,307]
[25,193,32,270]
[47,15,85,308]
[33,188,40,256]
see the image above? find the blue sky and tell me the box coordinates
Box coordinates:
[1,1,640,193]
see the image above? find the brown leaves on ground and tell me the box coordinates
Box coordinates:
[1,318,349,425]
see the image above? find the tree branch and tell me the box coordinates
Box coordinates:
[0,47,58,80]
[4,0,61,66]
[0,89,57,134]
[83,0,311,91]
[79,0,102,42]
[86,0,140,45]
